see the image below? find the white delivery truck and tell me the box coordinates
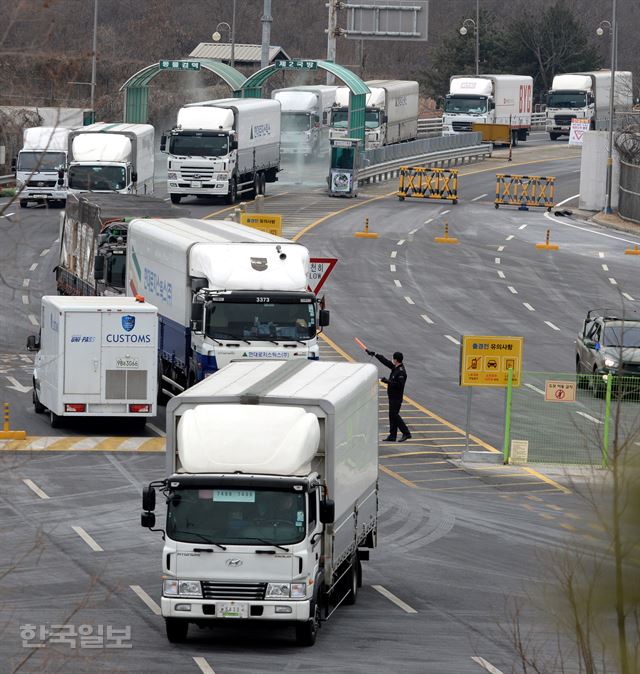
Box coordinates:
[14,127,71,208]
[330,80,419,149]
[443,74,533,143]
[545,70,633,140]
[125,218,329,399]
[140,359,379,646]
[162,98,281,205]
[26,296,158,428]
[271,86,338,157]
[67,123,155,195]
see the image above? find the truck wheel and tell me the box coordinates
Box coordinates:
[165,618,189,643]
[33,389,45,414]
[170,194,181,204]
[549,133,560,141]
[225,177,237,205]
[344,559,359,605]
[19,199,28,208]
[295,597,321,646]
[50,411,62,428]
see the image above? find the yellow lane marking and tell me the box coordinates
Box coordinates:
[0,437,164,452]
[548,504,564,511]
[203,191,293,220]
[385,461,453,467]
[526,495,544,502]
[539,513,556,520]
[380,451,464,459]
[519,468,570,494]
[412,474,483,483]
[561,523,577,532]
[94,437,129,451]
[379,464,417,488]
[379,436,470,442]
[421,482,550,492]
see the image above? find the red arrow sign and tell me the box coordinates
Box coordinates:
[307,257,337,295]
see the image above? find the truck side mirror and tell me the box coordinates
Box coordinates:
[230,139,238,151]
[11,157,16,172]
[131,171,138,184]
[93,255,104,280]
[489,100,495,110]
[160,135,167,153]
[26,335,40,352]
[57,167,65,186]
[382,114,388,124]
[141,511,156,528]
[191,302,203,333]
[319,498,335,524]
[142,485,156,511]
[319,309,330,327]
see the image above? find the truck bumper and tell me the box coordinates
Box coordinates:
[161,597,311,621]
[22,189,67,201]
[167,182,229,196]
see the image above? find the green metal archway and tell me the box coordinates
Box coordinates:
[235,60,369,144]
[120,59,247,123]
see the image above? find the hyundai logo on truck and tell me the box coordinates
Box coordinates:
[121,315,136,332]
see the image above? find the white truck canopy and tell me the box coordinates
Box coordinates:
[22,127,70,152]
[177,106,234,131]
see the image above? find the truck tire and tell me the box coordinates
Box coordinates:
[50,411,62,428]
[549,133,560,141]
[344,558,359,605]
[225,177,237,205]
[295,593,321,646]
[33,388,45,414]
[170,194,181,204]
[165,618,189,643]
[19,199,28,208]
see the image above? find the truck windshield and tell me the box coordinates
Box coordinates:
[68,165,127,191]
[603,326,640,348]
[205,301,316,341]
[169,134,229,157]
[17,151,66,172]
[365,110,381,129]
[167,488,306,546]
[330,109,348,128]
[444,96,488,114]
[282,113,312,133]
[548,92,587,108]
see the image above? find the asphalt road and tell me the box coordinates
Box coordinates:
[0,138,630,673]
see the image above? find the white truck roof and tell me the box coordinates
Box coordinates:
[42,296,157,312]
[22,127,70,152]
[450,74,532,96]
[186,97,281,116]
[273,91,318,113]
[177,106,234,131]
[551,73,594,90]
[75,122,154,138]
[72,133,132,162]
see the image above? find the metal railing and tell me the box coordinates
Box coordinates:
[531,112,546,128]
[0,174,14,186]
[417,117,443,137]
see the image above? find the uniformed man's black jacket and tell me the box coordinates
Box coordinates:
[374,354,407,400]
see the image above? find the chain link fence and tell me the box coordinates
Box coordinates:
[507,372,640,465]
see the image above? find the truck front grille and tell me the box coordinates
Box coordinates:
[452,121,472,132]
[180,167,215,180]
[201,582,267,600]
[554,115,575,126]
[27,180,57,187]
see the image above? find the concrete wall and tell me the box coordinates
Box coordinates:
[579,130,620,211]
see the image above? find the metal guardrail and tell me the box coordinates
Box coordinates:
[419,113,548,135]
[0,174,14,186]
[531,112,546,129]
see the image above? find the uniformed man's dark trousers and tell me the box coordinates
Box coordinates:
[388,398,409,439]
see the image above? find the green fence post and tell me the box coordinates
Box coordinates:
[602,373,613,468]
[502,367,514,464]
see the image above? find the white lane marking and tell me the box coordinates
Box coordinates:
[555,194,580,207]
[445,335,461,345]
[21,295,29,305]
[54,238,60,243]
[409,228,418,235]
[441,209,450,215]
[544,320,560,331]
[6,376,31,393]
[494,257,500,264]
[518,224,527,230]
[394,279,402,287]
[601,264,609,271]
[193,657,216,674]
[404,296,415,305]
[39,248,49,257]
[421,314,434,325]
[623,292,635,301]
[23,479,49,500]
[22,279,30,287]
[598,252,605,258]
[497,271,505,278]
[130,585,161,615]
[544,211,640,246]
[609,277,617,285]
[372,585,417,614]
[397,239,405,246]
[524,383,545,395]
[0,212,16,219]
[576,411,602,424]
[390,264,396,272]
[28,314,39,326]
[506,235,514,241]
[508,286,518,294]
[471,193,487,202]
[497,245,505,252]
[390,250,397,258]
[424,217,433,224]
[523,302,535,311]
[147,423,166,437]
[72,526,104,552]
[29,262,38,271]
[471,656,505,674]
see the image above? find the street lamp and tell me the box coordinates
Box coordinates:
[459,0,480,76]
[89,0,98,124]
[212,0,237,68]
[596,1,618,214]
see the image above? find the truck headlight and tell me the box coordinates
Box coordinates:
[215,173,228,181]
[604,358,618,368]
[266,583,290,599]
[167,172,178,180]
[163,579,202,597]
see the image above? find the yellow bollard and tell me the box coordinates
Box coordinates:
[624,244,640,256]
[354,217,379,239]
[0,402,27,440]
[434,221,459,244]
[535,229,559,251]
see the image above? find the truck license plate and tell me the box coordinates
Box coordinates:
[191,181,202,188]
[216,602,248,619]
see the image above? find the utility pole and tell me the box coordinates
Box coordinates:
[605,0,617,214]
[230,0,237,69]
[90,0,98,122]
[326,0,338,85]
[260,0,272,69]
[475,0,479,76]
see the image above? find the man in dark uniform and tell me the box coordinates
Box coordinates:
[366,349,411,442]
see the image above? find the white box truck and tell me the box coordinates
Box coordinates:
[14,127,71,208]
[162,98,281,205]
[125,218,329,399]
[140,359,379,646]
[443,74,533,143]
[26,296,158,428]
[67,123,155,195]
[271,86,338,157]
[545,70,633,140]
[330,80,419,149]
